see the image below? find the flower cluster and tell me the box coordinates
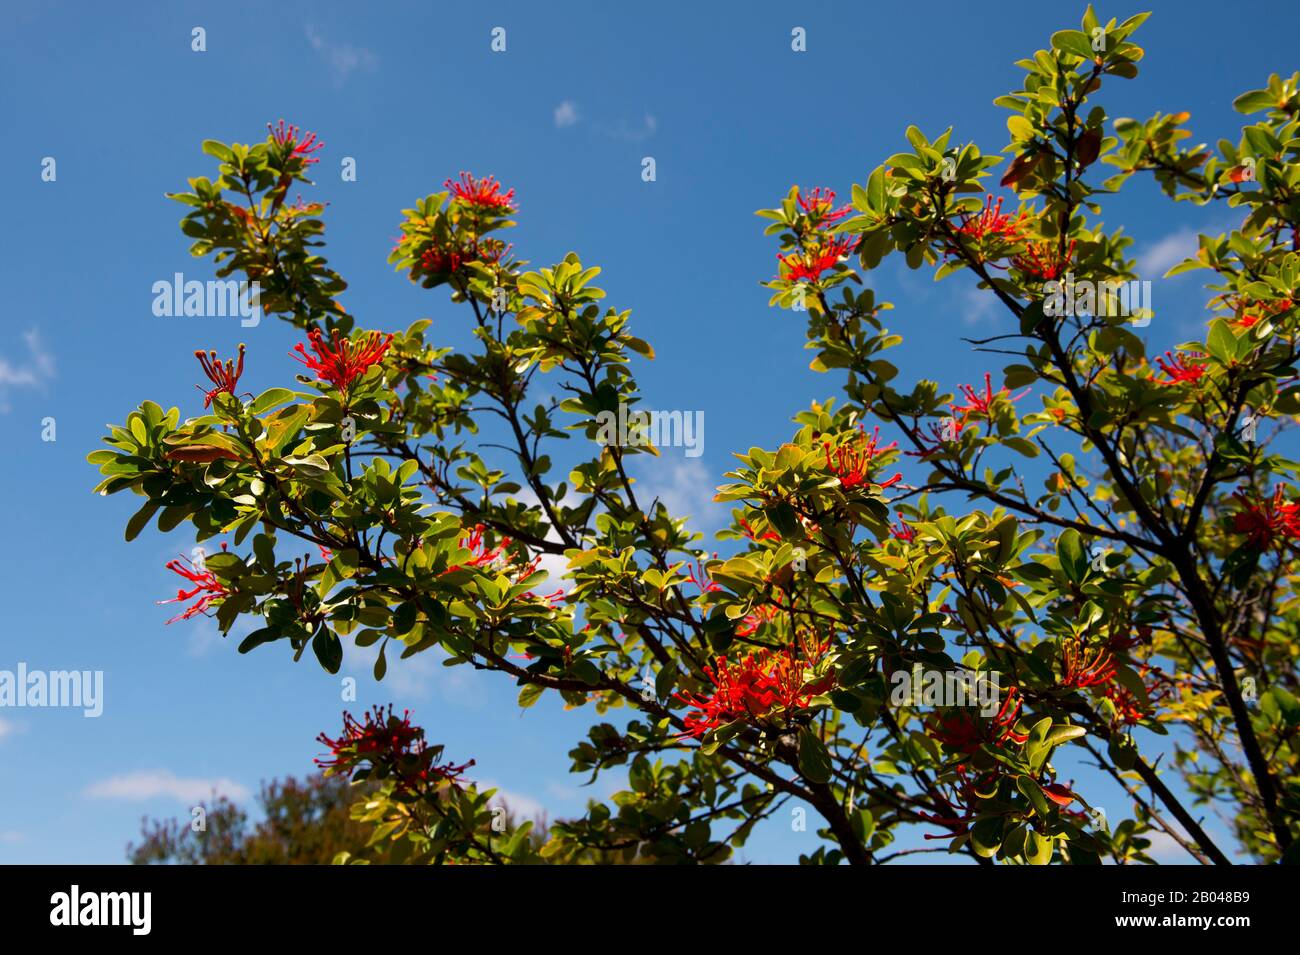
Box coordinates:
[1013,239,1076,281]
[930,687,1029,756]
[1230,295,1294,329]
[158,547,230,624]
[292,327,394,398]
[416,236,511,277]
[268,119,324,167]
[316,705,474,793]
[774,184,860,283]
[1232,486,1300,550]
[676,634,833,738]
[446,172,517,213]
[738,517,781,543]
[1151,350,1207,386]
[686,557,722,594]
[194,343,245,409]
[951,373,1029,427]
[955,194,1025,243]
[891,516,917,543]
[736,602,781,637]
[823,425,902,489]
[1060,639,1116,689]
[443,524,562,606]
[905,417,965,460]
[795,186,851,226]
[446,523,511,573]
[777,234,858,284]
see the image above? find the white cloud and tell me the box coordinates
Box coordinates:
[185,617,224,657]
[604,114,658,143]
[0,831,24,844]
[960,284,998,326]
[84,770,249,804]
[305,26,377,84]
[635,457,725,531]
[0,718,18,741]
[1138,227,1200,278]
[482,782,547,823]
[0,327,55,412]
[553,100,580,129]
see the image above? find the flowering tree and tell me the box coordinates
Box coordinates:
[91,8,1300,864]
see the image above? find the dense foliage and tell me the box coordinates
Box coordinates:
[94,8,1300,864]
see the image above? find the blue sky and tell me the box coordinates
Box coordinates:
[1,0,1295,864]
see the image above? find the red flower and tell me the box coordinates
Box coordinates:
[316,705,474,792]
[1151,350,1207,386]
[194,343,245,409]
[796,186,851,226]
[420,245,466,275]
[1230,295,1293,329]
[1103,684,1146,726]
[675,635,831,739]
[417,237,512,277]
[1013,240,1076,280]
[1105,627,1149,653]
[931,686,1029,755]
[524,587,566,608]
[823,426,902,489]
[951,373,1030,426]
[905,418,965,459]
[738,518,781,542]
[686,557,722,594]
[956,194,1025,243]
[443,527,559,605]
[891,517,916,543]
[736,603,781,637]
[445,172,517,213]
[1101,665,1171,726]
[158,547,230,624]
[268,120,324,167]
[777,234,858,283]
[1232,486,1300,550]
[1060,639,1116,689]
[445,523,509,573]
[292,327,394,397]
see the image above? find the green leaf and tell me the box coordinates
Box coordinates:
[249,388,299,415]
[201,139,235,163]
[237,627,279,654]
[1044,724,1086,747]
[1017,775,1052,818]
[518,683,545,708]
[1024,829,1054,865]
[125,501,159,542]
[1057,528,1087,582]
[766,501,803,538]
[1232,89,1276,114]
[970,815,1004,858]
[312,626,343,674]
[1206,319,1236,364]
[1051,29,1096,59]
[797,729,833,784]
